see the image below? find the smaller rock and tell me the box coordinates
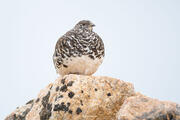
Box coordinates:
[116,93,180,120]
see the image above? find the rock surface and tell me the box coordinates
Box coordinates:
[5,99,34,120]
[5,75,180,120]
[5,74,135,120]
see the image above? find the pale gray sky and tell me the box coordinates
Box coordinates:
[0,0,180,119]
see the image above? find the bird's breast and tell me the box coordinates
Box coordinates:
[58,55,103,76]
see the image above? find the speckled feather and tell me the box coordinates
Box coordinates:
[53,20,105,76]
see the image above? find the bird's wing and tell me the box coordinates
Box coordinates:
[53,31,77,68]
[93,33,105,58]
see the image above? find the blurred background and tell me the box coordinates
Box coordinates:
[0,0,180,119]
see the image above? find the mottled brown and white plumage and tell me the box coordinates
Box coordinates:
[53,20,105,76]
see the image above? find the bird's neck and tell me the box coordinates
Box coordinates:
[74,27,92,34]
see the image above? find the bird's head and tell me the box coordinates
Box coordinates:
[74,20,95,32]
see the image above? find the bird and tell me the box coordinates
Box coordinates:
[53,20,105,76]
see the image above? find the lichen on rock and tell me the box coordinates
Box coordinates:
[5,99,34,120]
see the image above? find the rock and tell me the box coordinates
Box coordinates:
[5,74,135,120]
[5,99,34,120]
[5,74,180,120]
[116,93,180,120]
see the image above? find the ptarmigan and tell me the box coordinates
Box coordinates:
[53,20,105,76]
